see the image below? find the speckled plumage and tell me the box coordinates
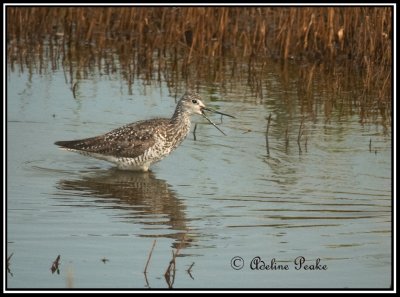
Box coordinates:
[55,91,206,171]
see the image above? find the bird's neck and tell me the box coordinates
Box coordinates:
[171,106,190,125]
[170,107,191,135]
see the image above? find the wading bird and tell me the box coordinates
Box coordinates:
[55,91,234,171]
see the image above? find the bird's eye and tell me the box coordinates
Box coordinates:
[192,99,198,104]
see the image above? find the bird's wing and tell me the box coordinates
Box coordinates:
[55,120,168,159]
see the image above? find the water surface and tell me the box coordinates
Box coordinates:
[7,63,392,289]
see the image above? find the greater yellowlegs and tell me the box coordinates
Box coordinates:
[55,91,234,171]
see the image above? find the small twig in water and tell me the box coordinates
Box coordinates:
[304,135,308,152]
[7,253,14,277]
[51,255,61,274]
[369,138,372,153]
[71,82,78,99]
[143,239,156,288]
[164,250,177,288]
[266,113,272,156]
[285,126,289,151]
[186,262,195,280]
[144,239,157,274]
[193,123,197,141]
[297,117,305,154]
[164,233,187,288]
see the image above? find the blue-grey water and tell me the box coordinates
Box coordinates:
[7,63,391,289]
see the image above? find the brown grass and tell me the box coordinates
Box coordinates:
[7,7,391,67]
[6,7,392,124]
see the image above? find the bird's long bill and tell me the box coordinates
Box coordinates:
[201,112,227,136]
[202,107,235,118]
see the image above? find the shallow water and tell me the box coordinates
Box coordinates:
[6,64,392,289]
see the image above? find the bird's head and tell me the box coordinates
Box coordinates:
[176,91,235,135]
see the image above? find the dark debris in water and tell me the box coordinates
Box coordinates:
[50,254,61,274]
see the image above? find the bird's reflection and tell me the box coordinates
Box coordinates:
[56,168,192,249]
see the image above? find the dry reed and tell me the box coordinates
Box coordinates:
[6,7,392,125]
[7,7,391,73]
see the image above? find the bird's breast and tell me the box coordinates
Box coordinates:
[164,118,191,150]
